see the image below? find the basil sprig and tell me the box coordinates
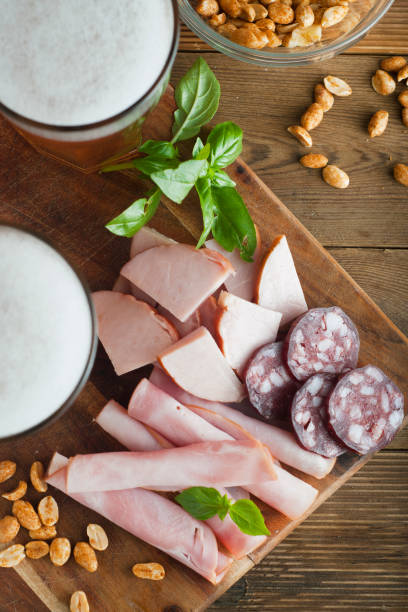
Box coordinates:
[175,487,270,537]
[104,57,257,261]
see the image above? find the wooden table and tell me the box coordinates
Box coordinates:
[0,2,407,610]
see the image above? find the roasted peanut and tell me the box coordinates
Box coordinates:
[30,461,48,493]
[26,540,49,559]
[255,17,275,30]
[368,110,389,138]
[132,562,165,581]
[0,544,25,567]
[321,5,348,28]
[265,30,282,46]
[300,153,328,168]
[217,22,237,35]
[0,516,20,543]
[324,75,352,96]
[74,542,98,573]
[287,125,313,147]
[398,90,408,107]
[276,22,299,34]
[29,525,57,540]
[230,26,269,48]
[371,69,396,95]
[50,537,71,566]
[301,102,324,130]
[38,496,59,527]
[0,460,16,484]
[1,480,27,501]
[322,165,349,189]
[70,591,90,612]
[283,24,322,47]
[402,108,408,128]
[250,3,268,19]
[268,3,295,23]
[12,500,41,531]
[87,524,109,551]
[296,4,314,27]
[393,163,408,187]
[209,12,227,26]
[397,65,408,83]
[220,0,242,17]
[314,83,334,111]
[196,0,220,16]
[380,56,407,73]
[240,4,257,21]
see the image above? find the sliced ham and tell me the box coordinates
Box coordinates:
[66,439,276,493]
[158,327,245,403]
[205,226,262,301]
[150,367,335,479]
[255,235,307,327]
[216,291,282,376]
[130,226,176,259]
[198,296,218,338]
[92,291,179,375]
[47,454,231,584]
[121,244,234,322]
[157,305,201,338]
[112,275,156,307]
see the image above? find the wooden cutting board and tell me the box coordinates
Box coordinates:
[0,86,407,612]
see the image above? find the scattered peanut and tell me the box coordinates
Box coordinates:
[37,496,59,527]
[132,562,165,581]
[322,165,350,189]
[368,110,389,138]
[25,540,50,560]
[380,56,407,73]
[30,461,48,493]
[12,500,41,531]
[50,537,71,566]
[0,544,25,567]
[74,542,98,573]
[398,90,408,108]
[87,524,109,551]
[196,0,220,17]
[402,108,408,128]
[397,65,408,83]
[300,153,328,168]
[314,83,334,111]
[1,480,27,501]
[70,591,90,612]
[301,102,324,130]
[29,525,57,540]
[0,460,16,484]
[323,75,352,96]
[371,69,396,96]
[393,163,408,187]
[0,516,20,543]
[287,125,313,147]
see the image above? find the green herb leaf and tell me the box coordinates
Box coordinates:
[105,189,161,237]
[175,487,230,521]
[171,57,221,144]
[211,169,236,188]
[139,140,178,159]
[192,137,204,158]
[195,176,216,248]
[229,499,271,536]
[132,156,179,177]
[195,142,211,161]
[151,159,208,204]
[217,494,231,521]
[207,121,243,169]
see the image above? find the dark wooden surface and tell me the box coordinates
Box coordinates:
[0,3,408,610]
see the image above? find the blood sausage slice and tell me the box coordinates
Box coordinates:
[291,374,346,457]
[92,291,178,375]
[255,235,307,326]
[285,306,360,381]
[158,326,245,403]
[121,244,233,322]
[328,365,404,454]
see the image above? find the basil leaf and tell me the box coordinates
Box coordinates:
[229,499,271,536]
[175,487,227,521]
[139,140,178,159]
[211,186,257,262]
[192,137,204,158]
[207,121,243,169]
[105,189,162,237]
[133,157,179,177]
[195,142,211,161]
[211,169,236,188]
[217,494,231,521]
[171,57,221,144]
[195,177,215,248]
[151,159,207,204]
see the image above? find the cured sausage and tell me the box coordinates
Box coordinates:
[291,373,346,457]
[245,341,300,421]
[327,365,404,455]
[285,307,360,381]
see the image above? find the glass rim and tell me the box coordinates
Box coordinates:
[0,0,180,133]
[0,222,98,443]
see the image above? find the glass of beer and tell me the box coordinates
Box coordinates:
[0,224,97,441]
[0,1,179,173]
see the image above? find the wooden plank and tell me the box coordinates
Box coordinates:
[171,53,408,249]
[178,0,408,55]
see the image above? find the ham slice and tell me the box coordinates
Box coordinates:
[255,235,307,327]
[121,244,234,322]
[216,291,282,375]
[92,291,179,375]
[198,296,218,338]
[112,275,156,307]
[66,439,276,493]
[156,305,201,338]
[47,454,231,584]
[130,226,176,259]
[150,367,335,479]
[158,327,245,403]
[96,398,265,559]
[205,227,261,301]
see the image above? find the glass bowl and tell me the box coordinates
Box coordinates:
[178,0,394,66]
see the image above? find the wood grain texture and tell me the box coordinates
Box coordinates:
[179,0,408,55]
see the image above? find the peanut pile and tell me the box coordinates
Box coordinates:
[195,0,356,49]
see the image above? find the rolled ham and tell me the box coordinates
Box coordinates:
[92,291,179,375]
[255,235,307,327]
[121,244,234,322]
[66,439,276,493]
[112,275,156,307]
[150,366,335,479]
[216,291,282,375]
[158,327,245,403]
[47,454,231,584]
[130,226,176,259]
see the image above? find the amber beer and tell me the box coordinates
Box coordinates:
[0,1,179,172]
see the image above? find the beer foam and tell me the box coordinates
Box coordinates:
[0,0,174,126]
[0,226,94,438]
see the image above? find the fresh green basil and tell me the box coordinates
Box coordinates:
[105,189,161,237]
[132,156,179,176]
[171,57,220,144]
[229,499,271,537]
[192,137,204,158]
[207,122,243,169]
[151,159,208,204]
[211,169,236,188]
[138,140,179,159]
[195,176,215,248]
